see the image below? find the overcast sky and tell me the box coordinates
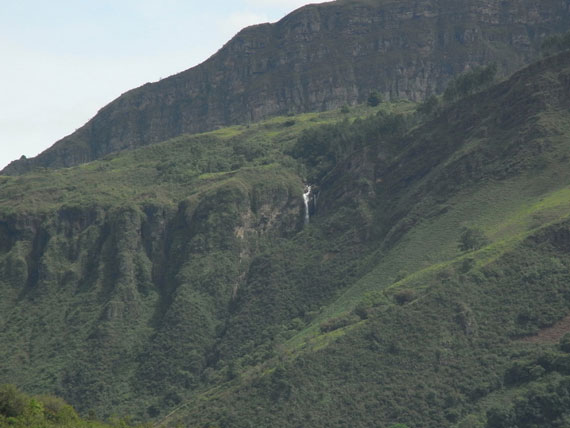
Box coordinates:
[0,0,326,170]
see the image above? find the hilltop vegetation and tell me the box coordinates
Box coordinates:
[0,384,146,428]
[5,0,570,174]
[1,49,570,428]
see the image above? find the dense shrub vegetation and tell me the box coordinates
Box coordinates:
[542,30,570,56]
[442,63,497,103]
[2,40,570,428]
[0,384,146,428]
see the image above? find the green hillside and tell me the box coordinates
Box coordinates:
[2,50,570,428]
[0,384,149,428]
[162,52,570,428]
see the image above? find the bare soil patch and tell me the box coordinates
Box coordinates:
[520,314,570,344]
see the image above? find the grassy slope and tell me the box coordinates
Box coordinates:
[163,53,570,427]
[0,103,409,214]
[0,102,415,421]
[2,52,570,428]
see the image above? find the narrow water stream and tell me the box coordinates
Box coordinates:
[303,185,312,224]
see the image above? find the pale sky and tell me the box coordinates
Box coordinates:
[0,0,326,170]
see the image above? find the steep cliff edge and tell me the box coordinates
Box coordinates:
[4,0,570,175]
[0,168,305,416]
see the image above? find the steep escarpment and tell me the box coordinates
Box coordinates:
[0,167,305,416]
[5,0,570,174]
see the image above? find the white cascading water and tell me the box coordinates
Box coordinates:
[303,185,312,224]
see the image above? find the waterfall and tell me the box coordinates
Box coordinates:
[303,185,312,224]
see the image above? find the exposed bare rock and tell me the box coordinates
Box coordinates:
[4,0,570,174]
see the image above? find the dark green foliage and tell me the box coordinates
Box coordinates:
[505,361,543,386]
[36,395,79,424]
[319,313,359,333]
[393,289,416,305]
[416,94,440,117]
[561,333,570,353]
[0,385,26,418]
[443,64,497,103]
[542,31,570,56]
[486,376,570,428]
[489,345,570,427]
[0,384,132,427]
[367,91,382,107]
[353,302,369,320]
[486,407,514,428]
[458,227,489,252]
[291,109,411,182]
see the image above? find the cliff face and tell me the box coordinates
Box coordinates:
[0,173,305,415]
[4,0,570,174]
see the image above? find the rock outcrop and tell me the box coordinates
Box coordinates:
[4,0,570,174]
[0,176,304,415]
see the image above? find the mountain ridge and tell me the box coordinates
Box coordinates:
[4,0,570,175]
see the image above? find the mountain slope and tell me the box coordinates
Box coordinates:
[4,0,570,175]
[2,50,570,427]
[0,102,412,419]
[165,51,570,427]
